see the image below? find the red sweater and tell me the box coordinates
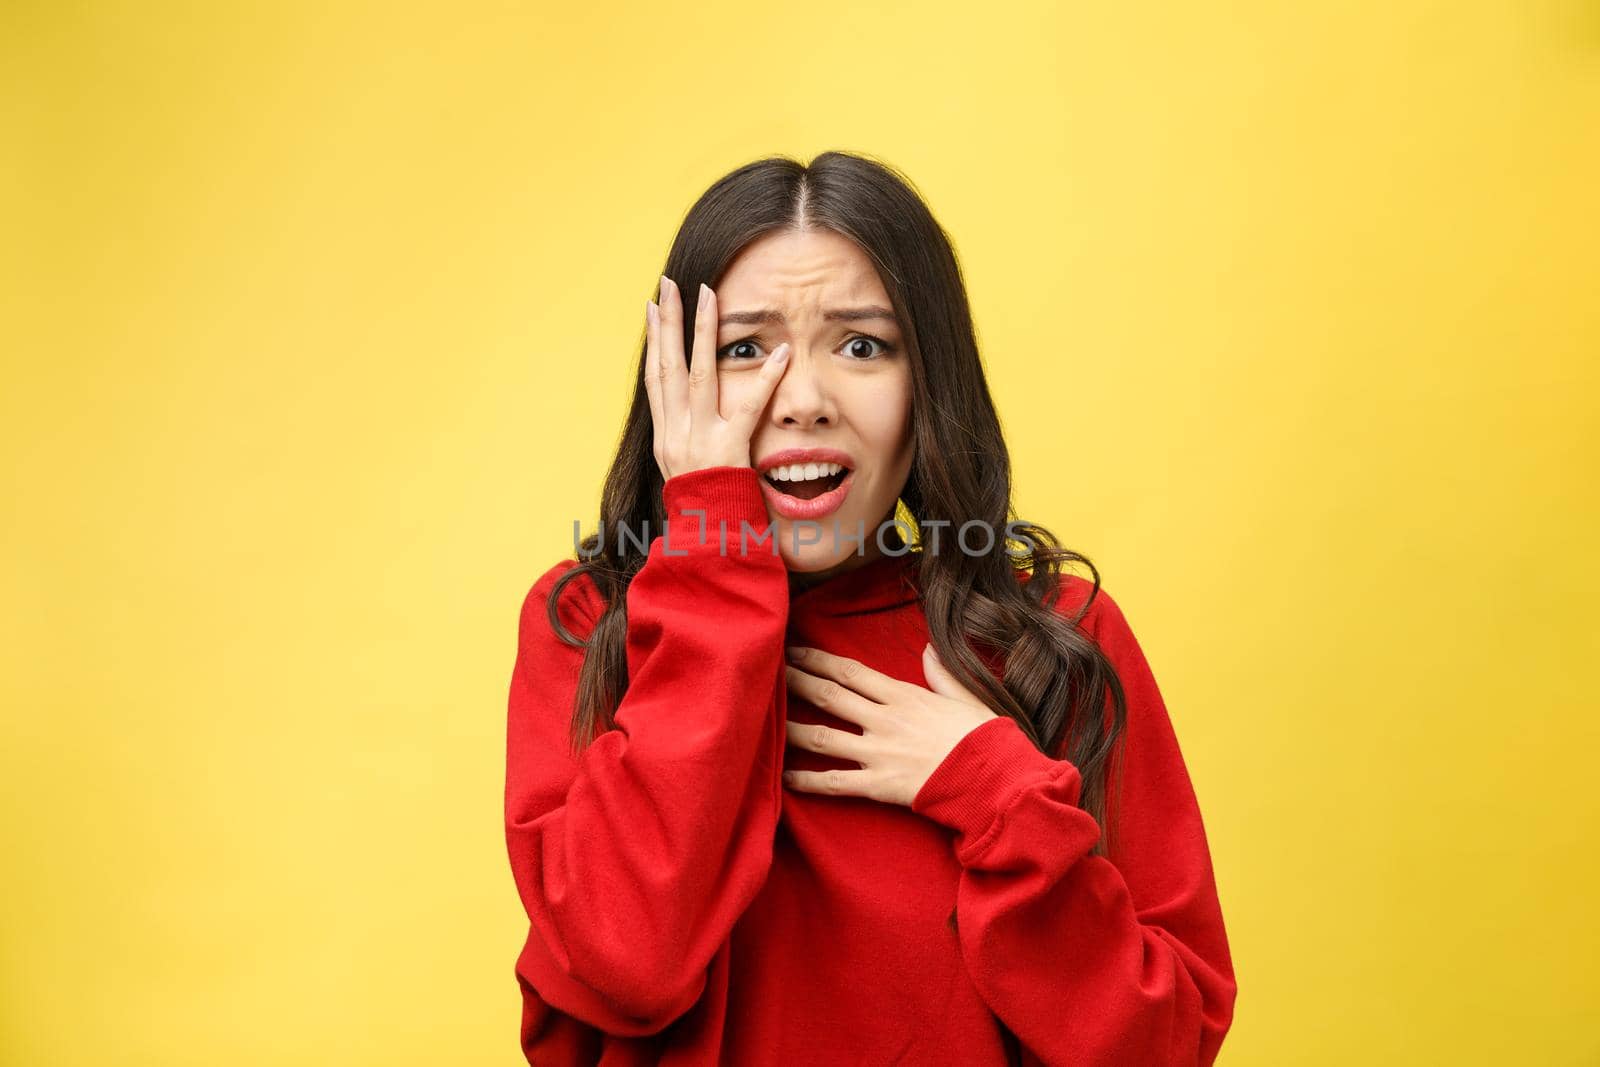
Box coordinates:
[504,465,1237,1065]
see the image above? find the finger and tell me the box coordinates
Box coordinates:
[784,717,871,764]
[643,298,665,466]
[781,765,873,798]
[728,340,790,439]
[785,646,902,704]
[922,642,983,704]
[658,275,690,435]
[688,283,719,427]
[786,663,884,727]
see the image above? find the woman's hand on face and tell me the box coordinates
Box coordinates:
[781,643,1001,808]
[644,275,791,481]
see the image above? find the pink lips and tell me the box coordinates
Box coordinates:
[759,468,855,521]
[753,446,857,521]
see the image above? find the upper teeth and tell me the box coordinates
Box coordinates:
[764,461,845,482]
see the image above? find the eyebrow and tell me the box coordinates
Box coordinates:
[718,306,899,327]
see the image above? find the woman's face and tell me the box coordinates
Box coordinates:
[712,227,914,579]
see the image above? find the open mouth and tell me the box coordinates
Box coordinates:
[764,467,850,501]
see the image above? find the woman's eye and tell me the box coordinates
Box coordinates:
[843,335,893,360]
[717,340,764,361]
[717,335,897,362]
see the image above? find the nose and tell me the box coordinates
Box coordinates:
[767,347,836,428]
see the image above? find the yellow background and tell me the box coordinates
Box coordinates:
[4,2,1597,1063]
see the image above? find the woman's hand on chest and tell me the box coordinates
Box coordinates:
[781,643,998,807]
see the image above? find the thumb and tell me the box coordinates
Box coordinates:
[923,642,990,712]
[922,641,956,692]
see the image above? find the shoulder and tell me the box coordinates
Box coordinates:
[1045,571,1134,646]
[518,557,606,647]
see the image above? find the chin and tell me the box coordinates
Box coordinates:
[779,538,867,574]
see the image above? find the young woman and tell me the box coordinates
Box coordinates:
[504,152,1238,1065]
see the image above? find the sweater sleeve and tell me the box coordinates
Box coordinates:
[909,584,1238,1066]
[503,465,790,1037]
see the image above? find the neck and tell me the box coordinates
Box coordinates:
[788,541,888,594]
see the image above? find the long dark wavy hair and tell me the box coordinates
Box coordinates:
[547,150,1129,858]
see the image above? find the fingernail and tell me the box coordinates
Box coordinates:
[925,642,941,663]
[698,282,710,311]
[646,299,657,326]
[773,342,790,362]
[659,275,670,302]
[785,645,804,660]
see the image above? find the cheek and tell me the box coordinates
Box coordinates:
[853,380,913,455]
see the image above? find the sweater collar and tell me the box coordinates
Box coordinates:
[788,549,923,619]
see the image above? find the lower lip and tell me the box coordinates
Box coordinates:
[759,469,855,520]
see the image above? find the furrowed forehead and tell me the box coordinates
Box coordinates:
[717,305,898,327]
[715,230,891,311]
